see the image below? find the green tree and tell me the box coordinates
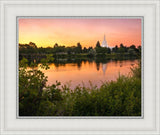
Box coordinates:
[83,47,88,53]
[76,42,82,53]
[88,49,96,57]
[112,45,118,53]
[118,43,125,53]
[19,55,54,116]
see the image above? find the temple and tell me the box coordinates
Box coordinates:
[101,35,113,50]
[101,35,108,47]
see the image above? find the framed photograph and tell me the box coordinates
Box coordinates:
[0,0,160,135]
[18,16,143,118]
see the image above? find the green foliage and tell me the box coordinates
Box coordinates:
[88,49,96,57]
[131,60,141,78]
[19,42,141,60]
[19,55,54,116]
[19,58,141,116]
[40,54,54,69]
[66,73,141,116]
[19,57,28,68]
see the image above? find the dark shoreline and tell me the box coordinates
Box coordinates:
[19,52,139,64]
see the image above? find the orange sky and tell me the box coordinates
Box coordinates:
[19,18,141,48]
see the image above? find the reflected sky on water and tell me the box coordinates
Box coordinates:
[39,59,138,90]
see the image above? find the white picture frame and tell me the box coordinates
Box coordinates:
[0,0,159,135]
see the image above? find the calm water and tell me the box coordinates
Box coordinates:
[39,59,138,89]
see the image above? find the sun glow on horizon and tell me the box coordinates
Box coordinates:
[19,18,141,48]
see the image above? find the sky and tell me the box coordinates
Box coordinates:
[19,18,141,48]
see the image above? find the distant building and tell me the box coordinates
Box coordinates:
[101,35,108,48]
[101,35,113,50]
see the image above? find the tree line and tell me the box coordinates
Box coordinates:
[19,41,141,56]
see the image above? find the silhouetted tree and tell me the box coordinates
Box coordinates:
[119,43,125,53]
[112,45,118,53]
[29,42,37,48]
[107,48,111,54]
[83,47,88,53]
[120,43,124,48]
[54,43,58,48]
[76,42,82,53]
[96,41,101,48]
[130,45,136,50]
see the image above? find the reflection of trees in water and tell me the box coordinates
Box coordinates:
[45,57,139,76]
[95,62,108,74]
[88,59,94,64]
[77,62,82,70]
[95,58,109,74]
[83,60,87,64]
[53,59,85,70]
[54,63,66,70]
[52,58,109,73]
[95,58,110,64]
[96,62,100,71]
[76,59,82,70]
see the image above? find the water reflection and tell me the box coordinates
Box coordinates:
[77,62,82,70]
[102,63,107,75]
[39,59,138,89]
[96,62,100,71]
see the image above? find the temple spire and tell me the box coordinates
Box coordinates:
[101,34,113,50]
[101,34,108,48]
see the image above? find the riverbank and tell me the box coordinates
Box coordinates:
[19,52,139,63]
[19,58,141,116]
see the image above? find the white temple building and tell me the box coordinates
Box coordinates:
[101,35,113,50]
[101,35,108,48]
